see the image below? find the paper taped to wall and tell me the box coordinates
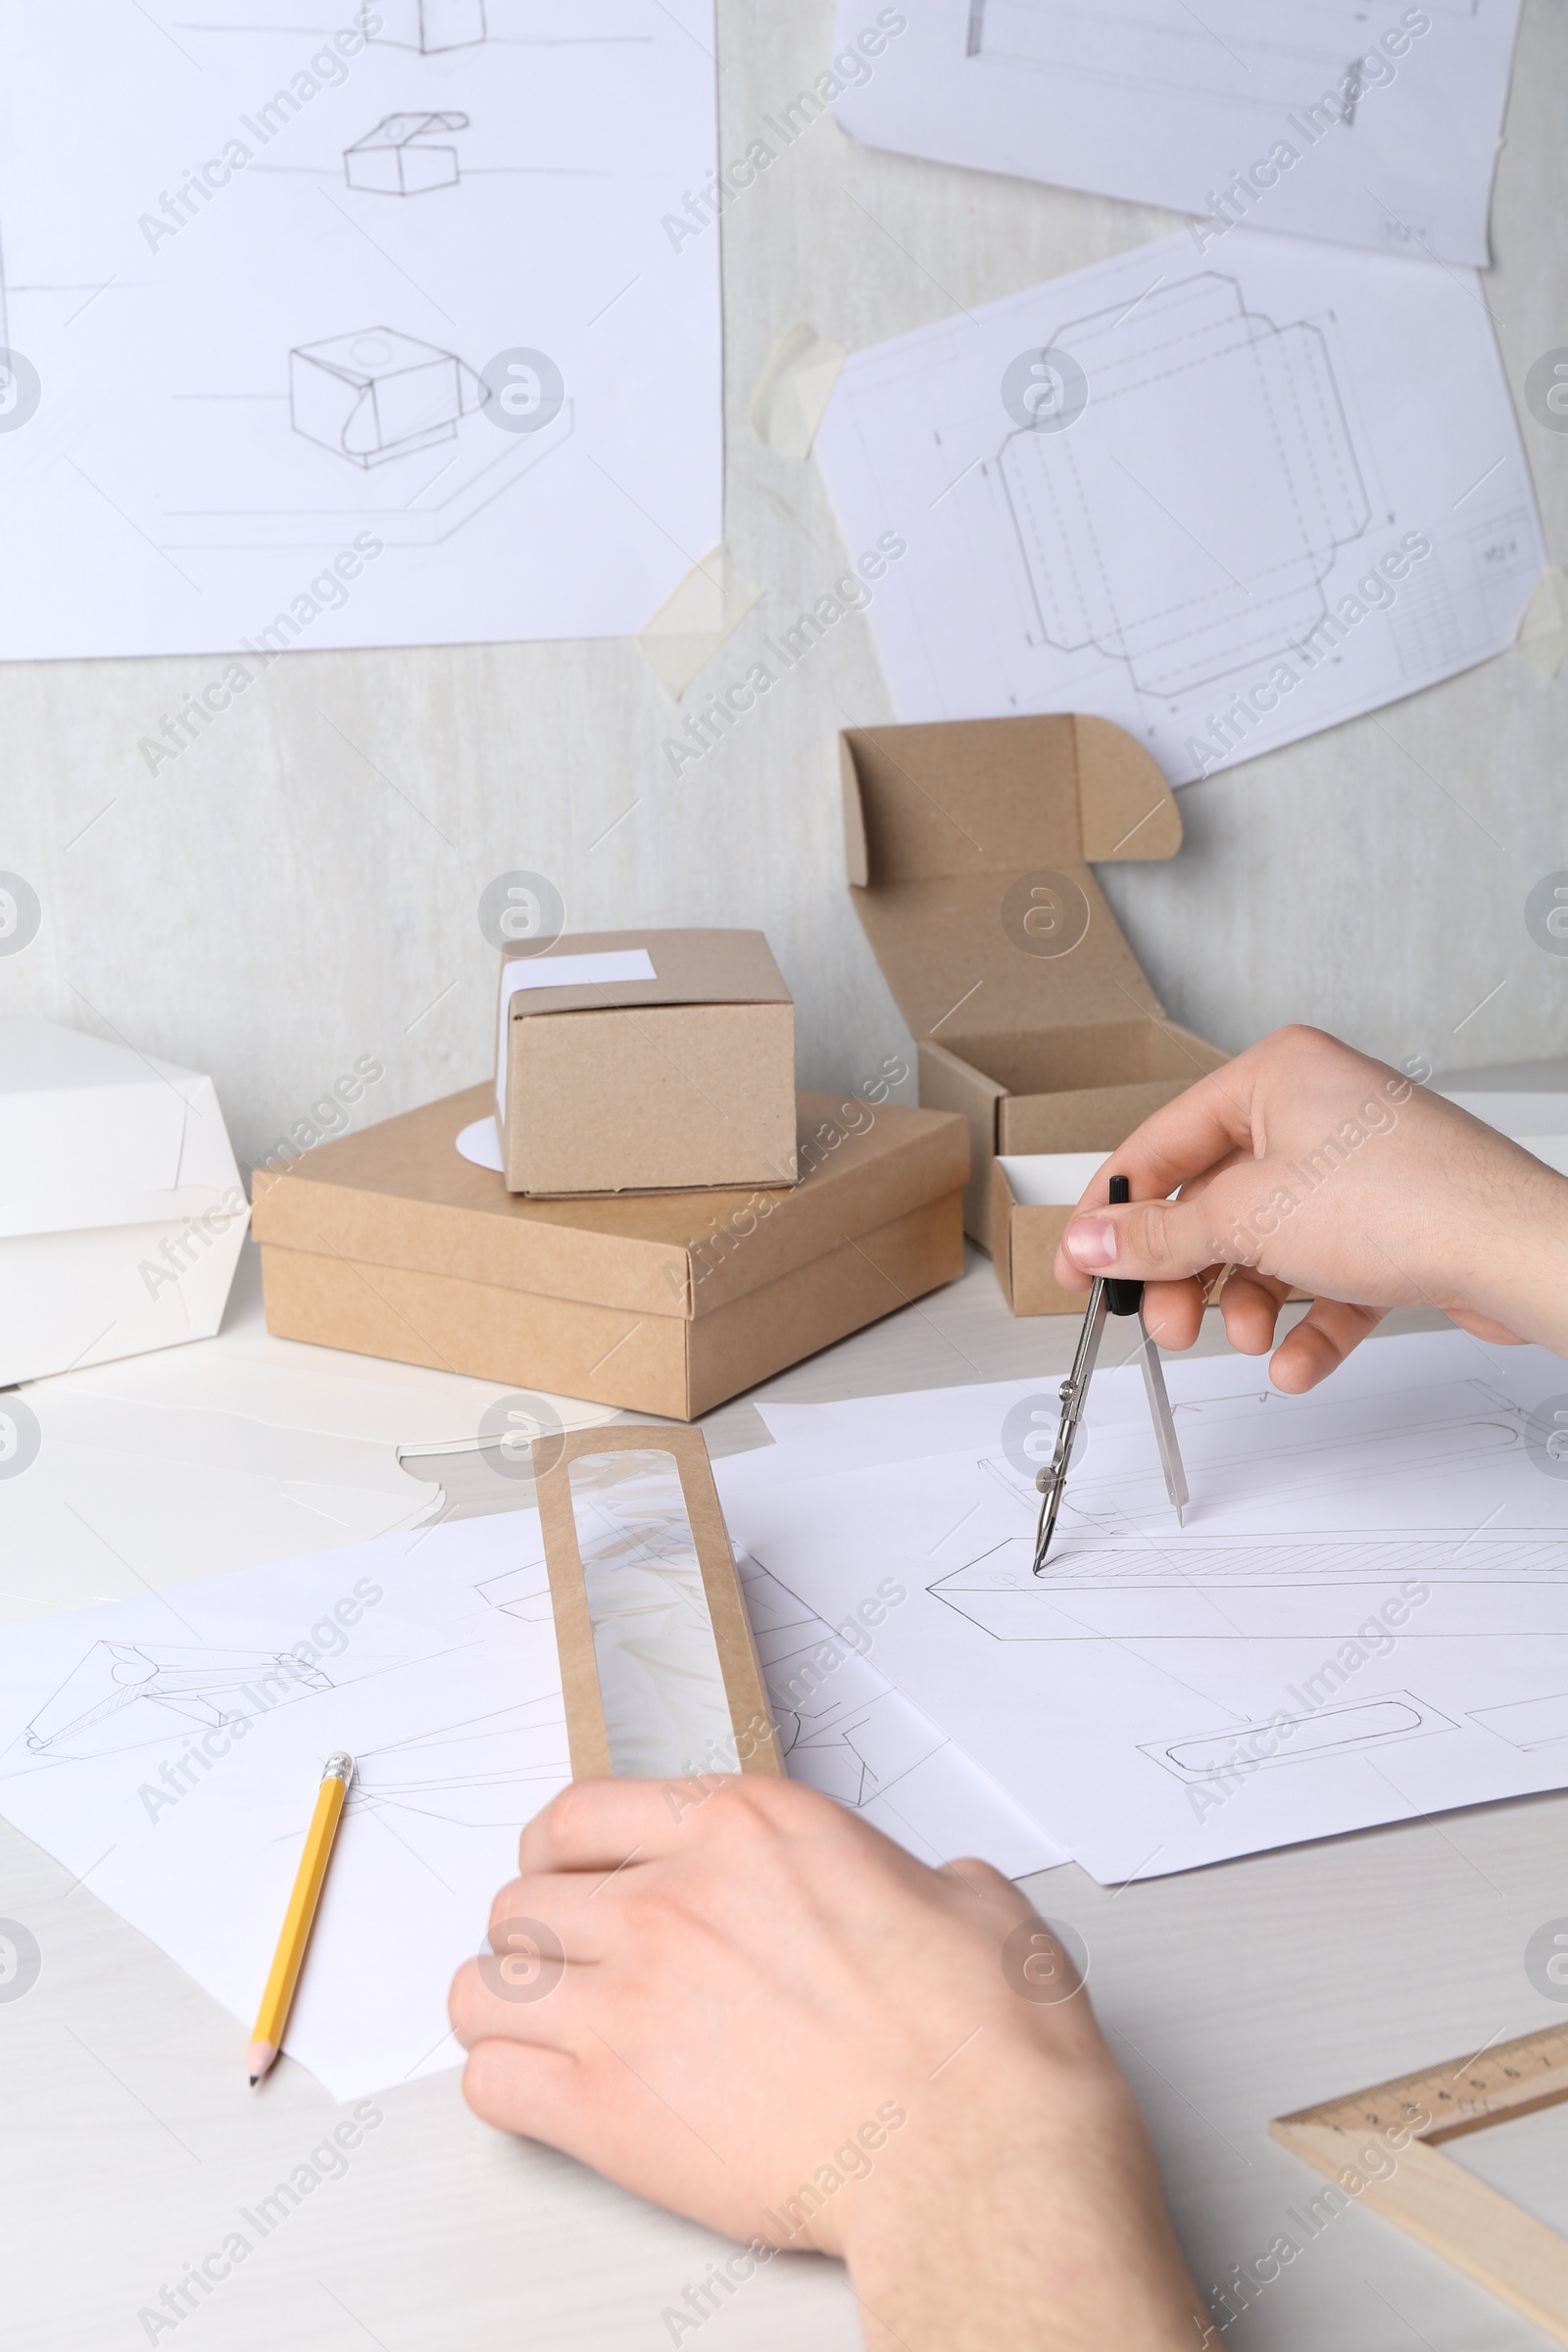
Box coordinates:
[0,0,720,660]
[813,228,1544,784]
[833,0,1523,269]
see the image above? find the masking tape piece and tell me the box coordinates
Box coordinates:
[751,323,847,462]
[1516,566,1568,679]
[637,544,763,699]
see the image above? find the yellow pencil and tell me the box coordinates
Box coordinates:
[247,1752,355,2086]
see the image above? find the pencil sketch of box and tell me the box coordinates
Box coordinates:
[370,0,487,52]
[24,1642,329,1758]
[999,272,1371,699]
[344,113,469,197]
[290,326,486,467]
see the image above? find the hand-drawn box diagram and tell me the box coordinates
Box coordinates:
[999,271,1371,698]
[966,0,1480,99]
[1468,1690,1568,1751]
[741,1555,947,1812]
[371,0,487,54]
[290,326,487,467]
[349,1696,569,1829]
[930,1535,1568,1643]
[1139,1691,1458,1783]
[160,318,572,546]
[344,114,469,197]
[934,1371,1568,1643]
[24,1642,328,1758]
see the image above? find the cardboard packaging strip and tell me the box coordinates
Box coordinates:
[535,1424,781,1781]
[496,927,798,1198]
[839,713,1231,1267]
[253,1083,968,1419]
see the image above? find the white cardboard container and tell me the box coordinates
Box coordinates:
[1433,1059,1568,1177]
[0,1019,250,1384]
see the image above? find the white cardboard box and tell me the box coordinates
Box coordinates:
[0,1019,250,1383]
[1433,1058,1568,1177]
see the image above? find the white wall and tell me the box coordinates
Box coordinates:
[2,0,1564,1172]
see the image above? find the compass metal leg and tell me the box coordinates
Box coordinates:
[1135,1310,1189,1522]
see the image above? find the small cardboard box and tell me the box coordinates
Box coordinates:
[841,714,1230,1277]
[991,1152,1111,1317]
[496,929,798,1198]
[994,1152,1309,1317]
[536,1423,781,1781]
[253,1082,966,1419]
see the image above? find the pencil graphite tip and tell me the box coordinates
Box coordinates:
[245,2038,277,2084]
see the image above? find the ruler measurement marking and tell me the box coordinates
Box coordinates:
[1273,2023,1568,2343]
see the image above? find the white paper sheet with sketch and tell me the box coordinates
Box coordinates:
[0,1,719,660]
[0,1515,573,2104]
[834,1,1523,268]
[717,1333,1568,1884]
[737,1554,1060,1878]
[0,1507,1055,2099]
[812,229,1544,784]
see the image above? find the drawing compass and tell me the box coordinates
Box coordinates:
[1032,1176,1190,1574]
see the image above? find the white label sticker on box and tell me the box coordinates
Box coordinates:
[496,950,659,1104]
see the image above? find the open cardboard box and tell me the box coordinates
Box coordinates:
[841,713,1230,1307]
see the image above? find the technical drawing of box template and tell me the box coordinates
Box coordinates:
[1138,1691,1459,1784]
[811,225,1545,787]
[834,0,1522,269]
[928,1362,1568,1642]
[930,1537,1568,1642]
[967,2,1488,100]
[1001,274,1370,699]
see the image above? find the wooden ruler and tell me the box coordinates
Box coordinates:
[1273,2024,1568,2343]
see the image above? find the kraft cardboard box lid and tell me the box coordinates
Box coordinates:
[500,927,790,1010]
[253,1082,967,1321]
[841,715,1183,1052]
[498,924,790,1028]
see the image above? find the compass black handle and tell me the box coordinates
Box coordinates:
[1102,1174,1143,1317]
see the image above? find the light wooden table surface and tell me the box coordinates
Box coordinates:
[6,1258,1567,2352]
